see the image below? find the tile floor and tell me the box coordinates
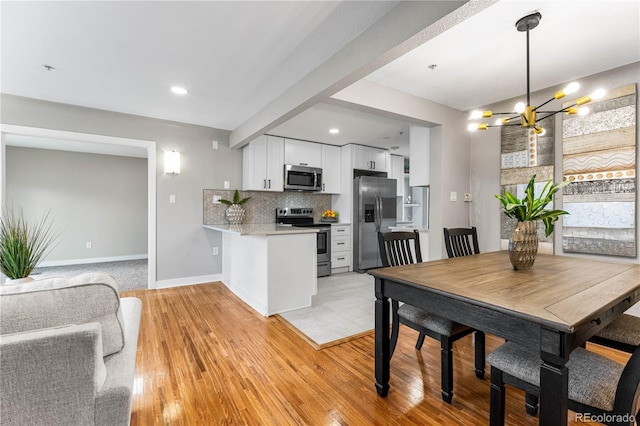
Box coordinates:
[278,272,375,348]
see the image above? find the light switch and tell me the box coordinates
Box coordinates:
[212,140,219,150]
[450,191,457,202]
[224,181,230,189]
[169,194,176,204]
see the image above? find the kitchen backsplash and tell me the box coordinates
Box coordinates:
[203,189,331,225]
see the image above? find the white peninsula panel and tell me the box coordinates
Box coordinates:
[207,224,317,316]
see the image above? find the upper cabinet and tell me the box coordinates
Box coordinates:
[353,145,389,172]
[389,154,405,199]
[409,125,430,186]
[242,135,284,192]
[320,144,341,194]
[284,139,322,168]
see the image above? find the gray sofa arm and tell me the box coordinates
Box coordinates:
[95,297,142,426]
[0,322,106,426]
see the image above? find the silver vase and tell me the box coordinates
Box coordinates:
[508,220,538,270]
[225,204,246,225]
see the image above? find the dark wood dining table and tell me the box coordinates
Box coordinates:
[368,251,640,426]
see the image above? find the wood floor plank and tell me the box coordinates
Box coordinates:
[123,282,630,425]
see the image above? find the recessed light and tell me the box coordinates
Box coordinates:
[171,86,188,95]
[329,128,339,134]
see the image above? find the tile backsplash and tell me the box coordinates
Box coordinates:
[203,189,331,225]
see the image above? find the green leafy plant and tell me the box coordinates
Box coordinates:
[0,208,60,279]
[495,175,570,237]
[220,190,251,206]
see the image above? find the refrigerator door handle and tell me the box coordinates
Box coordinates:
[374,195,382,231]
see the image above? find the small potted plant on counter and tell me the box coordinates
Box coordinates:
[220,190,251,225]
[321,209,339,223]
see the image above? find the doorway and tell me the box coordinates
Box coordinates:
[0,124,157,289]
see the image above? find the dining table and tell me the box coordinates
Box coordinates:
[368,250,640,426]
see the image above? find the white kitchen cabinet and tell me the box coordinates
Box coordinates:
[320,144,341,194]
[389,154,405,199]
[242,135,284,191]
[284,139,322,168]
[353,145,388,172]
[331,224,351,272]
[409,124,430,186]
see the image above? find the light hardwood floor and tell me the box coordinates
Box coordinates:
[123,282,630,425]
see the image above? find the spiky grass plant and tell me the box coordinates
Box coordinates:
[0,208,59,279]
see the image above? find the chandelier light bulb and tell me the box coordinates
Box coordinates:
[469,110,482,120]
[591,88,606,100]
[578,107,590,116]
[514,102,526,114]
[467,123,478,131]
[564,82,580,95]
[494,118,504,126]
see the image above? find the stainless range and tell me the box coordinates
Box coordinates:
[275,207,331,277]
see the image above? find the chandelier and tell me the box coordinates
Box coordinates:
[468,12,605,135]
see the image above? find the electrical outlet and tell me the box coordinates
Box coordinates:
[212,140,219,150]
[169,194,176,204]
[213,195,222,204]
[212,247,219,256]
[464,193,472,202]
[86,242,92,249]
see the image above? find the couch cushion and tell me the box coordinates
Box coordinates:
[0,273,125,356]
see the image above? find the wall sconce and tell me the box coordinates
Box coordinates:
[164,151,181,174]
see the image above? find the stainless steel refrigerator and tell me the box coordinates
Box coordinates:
[353,176,397,271]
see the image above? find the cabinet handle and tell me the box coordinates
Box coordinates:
[322,183,325,192]
[373,161,376,169]
[337,257,346,260]
[263,179,266,189]
[337,229,345,233]
[337,242,345,245]
[268,179,271,189]
[300,163,308,166]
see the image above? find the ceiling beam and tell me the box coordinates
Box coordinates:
[229,0,497,149]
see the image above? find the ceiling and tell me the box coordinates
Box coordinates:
[2,1,639,158]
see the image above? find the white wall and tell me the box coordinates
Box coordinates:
[469,62,640,262]
[1,94,241,284]
[6,146,147,263]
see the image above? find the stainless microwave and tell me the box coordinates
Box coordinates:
[284,164,322,192]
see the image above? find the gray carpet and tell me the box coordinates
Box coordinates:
[32,259,148,292]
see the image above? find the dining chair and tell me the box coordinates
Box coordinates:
[443,227,480,258]
[377,230,485,404]
[487,341,640,425]
[589,313,640,354]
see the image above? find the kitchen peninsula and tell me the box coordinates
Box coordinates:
[203,224,318,316]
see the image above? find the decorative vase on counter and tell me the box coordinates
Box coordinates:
[508,220,538,270]
[225,204,246,225]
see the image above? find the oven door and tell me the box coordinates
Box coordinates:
[284,165,322,191]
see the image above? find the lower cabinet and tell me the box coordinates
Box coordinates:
[331,224,351,272]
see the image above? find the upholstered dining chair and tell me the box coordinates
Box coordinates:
[443,227,480,258]
[487,341,640,425]
[589,314,640,354]
[377,230,485,404]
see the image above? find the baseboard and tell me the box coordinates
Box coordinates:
[155,274,223,290]
[39,254,148,267]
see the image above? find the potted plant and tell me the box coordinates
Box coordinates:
[495,175,569,270]
[220,190,251,225]
[0,208,59,282]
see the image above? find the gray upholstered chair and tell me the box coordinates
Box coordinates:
[589,314,640,354]
[377,230,485,404]
[488,341,640,425]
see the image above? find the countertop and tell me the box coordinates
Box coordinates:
[203,224,319,236]
[389,225,429,232]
